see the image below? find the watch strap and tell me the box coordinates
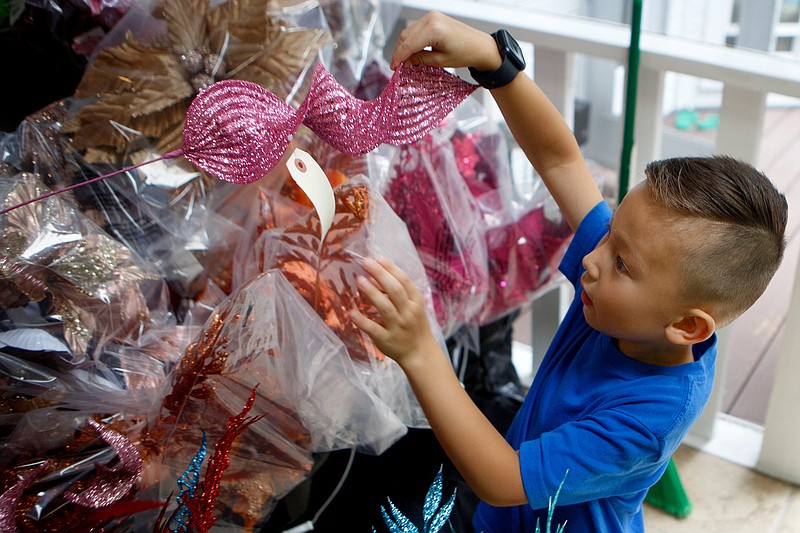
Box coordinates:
[468,30,524,89]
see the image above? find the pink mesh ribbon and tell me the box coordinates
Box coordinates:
[1,63,476,214]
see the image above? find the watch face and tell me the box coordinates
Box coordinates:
[496,29,526,70]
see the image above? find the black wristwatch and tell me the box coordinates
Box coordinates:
[469,29,526,89]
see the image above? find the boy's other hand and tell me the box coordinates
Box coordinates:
[351,257,437,369]
[391,11,501,72]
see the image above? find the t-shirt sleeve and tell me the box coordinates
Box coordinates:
[559,201,613,288]
[518,409,666,509]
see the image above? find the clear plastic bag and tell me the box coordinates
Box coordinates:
[140,268,410,529]
[0,169,178,508]
[306,0,400,90]
[10,98,218,299]
[259,174,446,429]
[383,130,490,337]
[0,172,172,355]
[455,107,572,323]
[421,97,573,325]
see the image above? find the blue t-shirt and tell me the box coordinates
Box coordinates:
[473,201,716,533]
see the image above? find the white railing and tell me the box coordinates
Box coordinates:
[394,0,800,485]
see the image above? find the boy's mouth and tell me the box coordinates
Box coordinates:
[580,286,593,307]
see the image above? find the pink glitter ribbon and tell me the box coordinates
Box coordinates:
[182,61,477,183]
[0,63,476,214]
[64,419,143,508]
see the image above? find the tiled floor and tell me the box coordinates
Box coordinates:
[644,445,800,532]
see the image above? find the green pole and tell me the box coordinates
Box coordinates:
[618,0,643,205]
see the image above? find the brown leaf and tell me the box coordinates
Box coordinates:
[72,38,192,114]
[227,27,330,92]
[65,98,137,152]
[207,0,269,47]
[67,46,192,152]
[152,116,187,154]
[73,35,186,102]
[82,146,122,165]
[162,0,208,54]
[131,99,189,138]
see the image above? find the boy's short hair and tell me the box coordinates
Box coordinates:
[644,155,788,326]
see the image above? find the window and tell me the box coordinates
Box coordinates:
[776,35,795,51]
[780,0,800,23]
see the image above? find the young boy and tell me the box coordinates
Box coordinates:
[351,11,788,533]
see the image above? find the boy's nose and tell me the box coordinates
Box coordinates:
[582,250,599,279]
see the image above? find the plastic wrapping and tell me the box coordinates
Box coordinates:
[0,169,177,529]
[391,96,573,326]
[311,0,400,90]
[11,98,219,298]
[480,204,572,324]
[140,268,409,530]
[445,99,572,324]
[260,174,445,429]
[16,0,132,46]
[0,172,173,353]
[383,131,490,338]
[63,0,331,163]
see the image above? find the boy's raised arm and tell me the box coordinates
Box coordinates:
[393,11,604,231]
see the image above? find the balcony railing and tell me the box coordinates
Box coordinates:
[393,0,800,485]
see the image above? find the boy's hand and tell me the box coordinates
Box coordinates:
[351,257,437,369]
[391,11,501,72]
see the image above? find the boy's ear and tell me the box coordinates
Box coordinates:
[666,310,716,345]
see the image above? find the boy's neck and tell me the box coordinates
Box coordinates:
[614,338,695,367]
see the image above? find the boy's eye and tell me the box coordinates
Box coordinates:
[615,256,628,274]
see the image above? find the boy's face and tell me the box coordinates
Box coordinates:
[580,184,694,361]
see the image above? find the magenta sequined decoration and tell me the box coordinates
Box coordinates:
[386,143,488,335]
[183,62,477,184]
[64,419,142,508]
[482,206,572,322]
[0,462,49,531]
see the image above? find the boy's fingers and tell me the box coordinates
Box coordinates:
[350,308,387,340]
[393,19,430,67]
[356,275,396,319]
[362,258,411,307]
[375,257,424,306]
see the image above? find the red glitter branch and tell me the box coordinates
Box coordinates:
[185,384,264,532]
